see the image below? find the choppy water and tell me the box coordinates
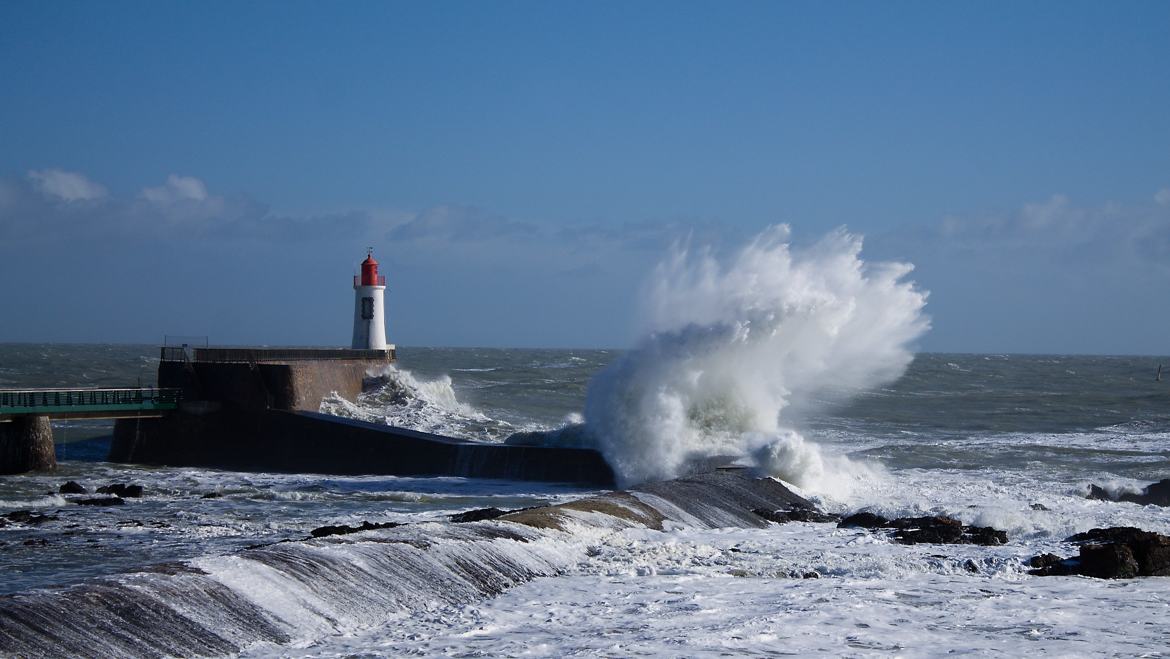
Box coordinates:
[2,343,1170,655]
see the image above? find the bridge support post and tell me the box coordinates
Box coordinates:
[0,416,56,474]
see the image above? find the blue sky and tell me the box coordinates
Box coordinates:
[1,1,1168,353]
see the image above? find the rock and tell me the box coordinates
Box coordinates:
[959,525,1010,546]
[4,511,57,525]
[59,481,87,495]
[1086,484,1113,501]
[839,513,1007,545]
[889,515,965,544]
[1085,479,1170,506]
[1030,527,1170,578]
[1067,527,1151,545]
[1070,528,1170,577]
[1079,543,1140,579]
[897,516,1005,546]
[1136,479,1170,506]
[837,512,890,528]
[1030,503,1049,511]
[449,507,510,523]
[74,497,124,507]
[1028,553,1072,574]
[753,505,840,524]
[96,484,144,498]
[309,520,402,538]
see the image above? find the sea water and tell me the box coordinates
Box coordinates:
[2,345,1168,655]
[2,227,1169,654]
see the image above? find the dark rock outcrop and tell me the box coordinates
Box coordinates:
[1030,527,1170,578]
[4,511,57,525]
[838,512,890,528]
[308,520,402,538]
[74,497,125,507]
[449,507,511,523]
[838,513,1007,545]
[888,516,1007,546]
[1086,479,1170,507]
[97,484,144,498]
[752,504,840,524]
[59,481,87,494]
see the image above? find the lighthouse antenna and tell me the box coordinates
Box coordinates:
[367,246,373,257]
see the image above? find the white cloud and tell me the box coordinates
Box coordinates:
[896,191,1170,271]
[140,174,208,203]
[27,169,107,202]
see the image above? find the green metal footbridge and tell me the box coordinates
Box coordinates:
[0,388,182,421]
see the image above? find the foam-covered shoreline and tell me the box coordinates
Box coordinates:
[0,470,809,656]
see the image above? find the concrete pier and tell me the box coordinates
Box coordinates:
[111,346,615,485]
[0,415,56,474]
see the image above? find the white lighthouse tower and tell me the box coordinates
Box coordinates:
[351,248,388,350]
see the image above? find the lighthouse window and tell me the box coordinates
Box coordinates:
[361,297,374,320]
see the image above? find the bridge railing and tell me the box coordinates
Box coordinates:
[0,388,182,412]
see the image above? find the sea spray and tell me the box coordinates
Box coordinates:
[584,225,929,491]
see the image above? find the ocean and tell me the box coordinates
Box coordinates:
[1,343,1169,655]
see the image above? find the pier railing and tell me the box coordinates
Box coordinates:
[0,388,182,416]
[159,347,395,362]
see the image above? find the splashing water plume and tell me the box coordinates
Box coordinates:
[584,225,930,493]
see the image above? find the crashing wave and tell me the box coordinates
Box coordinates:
[582,225,929,495]
[321,366,519,440]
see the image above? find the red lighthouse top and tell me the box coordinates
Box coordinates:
[356,249,386,287]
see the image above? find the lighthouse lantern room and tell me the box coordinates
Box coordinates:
[352,248,388,350]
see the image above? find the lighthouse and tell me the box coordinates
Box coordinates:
[352,248,388,350]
